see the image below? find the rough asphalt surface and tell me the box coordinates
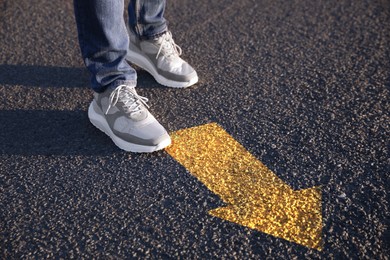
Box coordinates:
[1,0,389,258]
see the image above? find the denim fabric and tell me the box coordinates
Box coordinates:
[128,0,168,40]
[74,0,167,92]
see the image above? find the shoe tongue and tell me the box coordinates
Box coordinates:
[156,32,169,42]
[122,103,148,121]
[157,35,176,54]
[118,89,149,121]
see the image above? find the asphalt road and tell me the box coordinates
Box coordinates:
[1,0,389,258]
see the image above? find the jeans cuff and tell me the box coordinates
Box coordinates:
[139,27,168,40]
[95,79,136,93]
[110,79,137,88]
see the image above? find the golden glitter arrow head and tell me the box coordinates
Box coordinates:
[208,186,323,250]
[166,123,323,251]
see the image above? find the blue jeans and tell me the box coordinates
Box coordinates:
[74,0,167,92]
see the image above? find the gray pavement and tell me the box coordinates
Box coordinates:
[1,0,389,258]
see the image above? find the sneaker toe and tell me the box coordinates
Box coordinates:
[159,59,197,82]
[128,120,171,146]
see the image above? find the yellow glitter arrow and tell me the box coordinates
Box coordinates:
[165,123,323,250]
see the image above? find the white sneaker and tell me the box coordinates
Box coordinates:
[127,31,198,88]
[88,84,171,152]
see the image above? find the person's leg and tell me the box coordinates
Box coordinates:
[127,0,198,88]
[73,0,171,152]
[74,0,137,92]
[128,0,168,39]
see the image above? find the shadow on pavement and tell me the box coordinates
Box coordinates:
[0,64,89,88]
[0,64,162,89]
[0,109,125,156]
[0,64,169,155]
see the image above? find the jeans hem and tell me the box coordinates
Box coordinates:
[110,80,137,88]
[139,27,168,40]
[94,79,137,93]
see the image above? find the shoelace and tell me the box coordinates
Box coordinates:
[156,31,182,59]
[105,85,149,116]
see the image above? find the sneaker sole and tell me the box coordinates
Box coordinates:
[88,101,171,153]
[127,48,198,88]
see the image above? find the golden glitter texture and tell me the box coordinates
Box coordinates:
[166,123,323,250]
